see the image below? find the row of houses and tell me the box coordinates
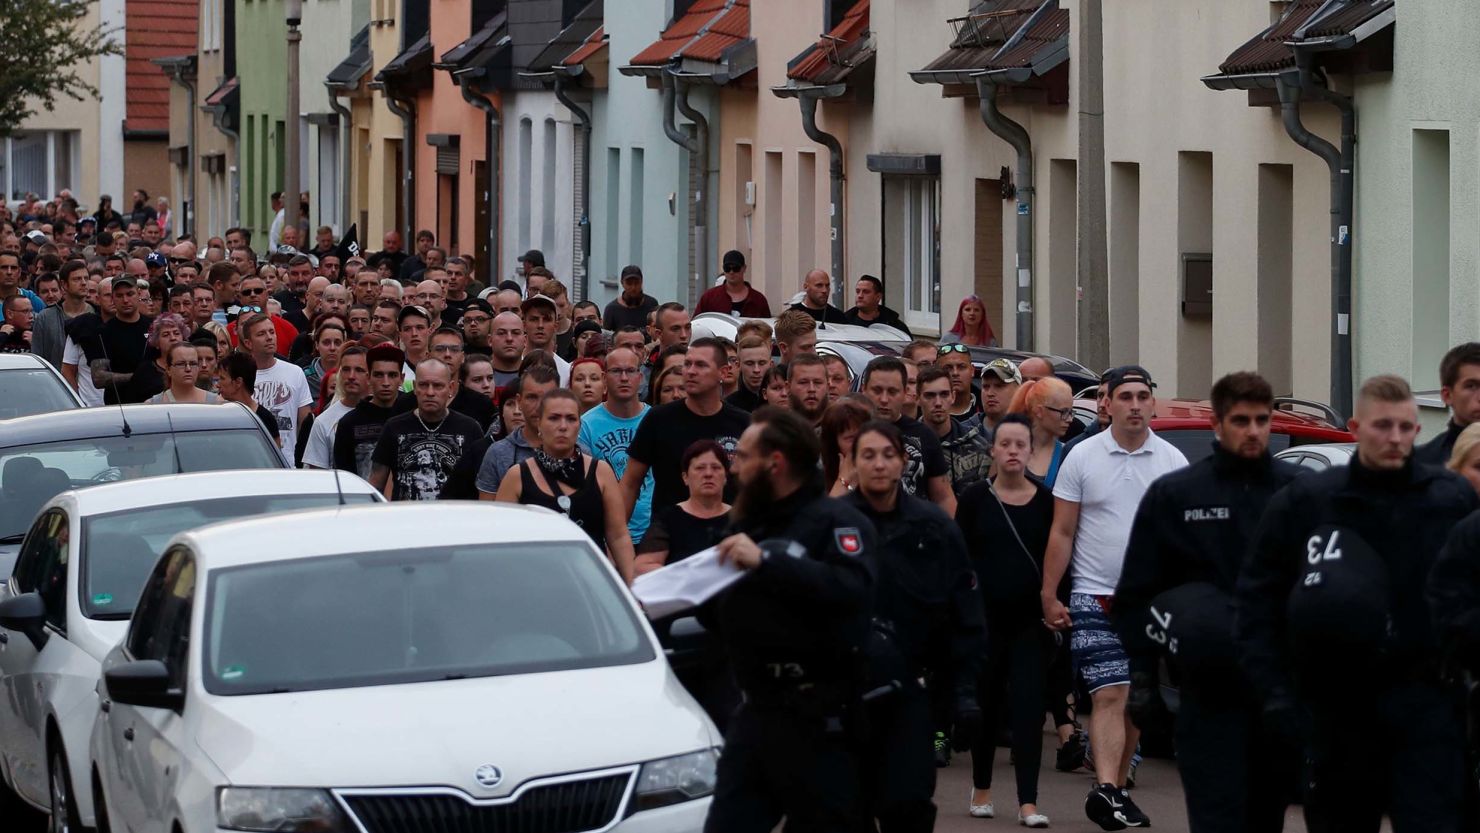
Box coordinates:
[16,0,1478,412]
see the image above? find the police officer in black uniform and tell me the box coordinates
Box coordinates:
[1116,372,1301,833]
[844,419,986,833]
[1236,375,1479,833]
[704,406,877,833]
[1431,500,1480,832]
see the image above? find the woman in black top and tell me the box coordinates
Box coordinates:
[635,440,731,575]
[956,414,1055,828]
[123,313,189,403]
[495,389,635,584]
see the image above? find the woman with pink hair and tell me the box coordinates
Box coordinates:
[941,295,997,347]
[1007,376,1073,487]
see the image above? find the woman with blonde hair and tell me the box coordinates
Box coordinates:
[1007,376,1073,487]
[1447,422,1480,495]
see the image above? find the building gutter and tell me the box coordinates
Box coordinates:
[325,83,354,234]
[662,69,709,307]
[789,85,847,308]
[378,84,417,243]
[453,67,502,288]
[974,74,1034,352]
[155,56,197,238]
[554,72,593,301]
[1276,58,1354,419]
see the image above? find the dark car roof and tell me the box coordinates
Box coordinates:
[848,340,1100,389]
[0,403,267,448]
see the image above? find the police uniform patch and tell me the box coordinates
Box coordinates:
[835,527,863,555]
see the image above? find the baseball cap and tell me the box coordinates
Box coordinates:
[981,357,1023,385]
[464,298,495,317]
[24,230,46,245]
[619,264,643,282]
[397,304,433,326]
[145,252,168,269]
[520,294,557,315]
[572,319,603,342]
[1104,365,1156,396]
[722,250,746,272]
[519,249,545,268]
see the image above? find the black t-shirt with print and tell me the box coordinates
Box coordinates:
[371,409,483,501]
[627,400,751,510]
[91,315,152,405]
[893,415,950,497]
[332,395,415,478]
[254,404,283,445]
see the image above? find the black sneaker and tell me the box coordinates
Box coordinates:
[1084,783,1129,831]
[1056,732,1086,772]
[1119,788,1151,827]
[933,731,951,767]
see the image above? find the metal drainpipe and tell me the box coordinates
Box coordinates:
[326,84,353,235]
[1277,64,1353,419]
[554,74,592,301]
[458,76,502,290]
[184,74,197,238]
[383,92,416,243]
[661,71,707,307]
[797,87,845,308]
[975,76,1035,352]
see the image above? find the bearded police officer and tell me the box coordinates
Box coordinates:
[844,419,987,833]
[1237,375,1480,833]
[704,406,877,833]
[1116,373,1301,833]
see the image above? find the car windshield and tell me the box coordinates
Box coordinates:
[204,542,654,695]
[0,431,282,541]
[0,369,79,419]
[81,493,378,620]
[1156,429,1294,463]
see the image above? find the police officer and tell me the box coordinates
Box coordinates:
[1236,375,1479,833]
[705,406,876,833]
[844,419,986,833]
[1430,501,1480,832]
[1116,372,1301,833]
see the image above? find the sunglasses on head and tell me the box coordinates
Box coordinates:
[937,343,971,355]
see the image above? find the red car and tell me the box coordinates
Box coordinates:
[1073,397,1353,463]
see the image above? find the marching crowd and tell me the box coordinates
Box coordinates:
[8,190,1480,833]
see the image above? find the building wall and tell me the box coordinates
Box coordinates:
[715,0,843,305]
[302,0,368,235]
[195,43,237,239]
[123,139,172,207]
[1353,0,1475,405]
[366,8,406,249]
[13,0,108,205]
[164,78,193,236]
[588,0,698,307]
[501,89,576,285]
[235,0,289,241]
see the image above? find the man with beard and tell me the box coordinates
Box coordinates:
[703,406,875,833]
[917,367,992,495]
[431,326,494,431]
[623,337,751,513]
[460,299,494,353]
[334,345,413,478]
[369,358,481,500]
[788,269,847,325]
[861,356,956,516]
[603,264,658,331]
[787,352,830,427]
[303,346,370,469]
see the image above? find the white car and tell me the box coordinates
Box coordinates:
[689,311,910,343]
[0,470,383,833]
[0,353,83,420]
[1275,442,1355,472]
[89,503,719,833]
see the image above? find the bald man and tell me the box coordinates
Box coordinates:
[1019,356,1054,381]
[491,288,522,317]
[789,269,847,324]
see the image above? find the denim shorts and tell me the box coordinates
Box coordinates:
[1069,593,1130,693]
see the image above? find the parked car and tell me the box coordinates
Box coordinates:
[1095,398,1354,463]
[1275,442,1355,472]
[0,404,287,578]
[90,503,718,833]
[689,312,911,344]
[0,470,383,832]
[0,354,83,420]
[819,340,1099,393]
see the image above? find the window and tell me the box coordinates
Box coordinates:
[518,118,533,253]
[882,175,941,332]
[127,546,196,689]
[11,511,70,631]
[542,118,556,252]
[1,132,78,201]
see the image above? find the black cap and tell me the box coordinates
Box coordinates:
[572,319,603,341]
[1104,365,1155,396]
[619,264,643,282]
[464,298,494,317]
[497,279,523,293]
[722,250,745,272]
[519,249,545,267]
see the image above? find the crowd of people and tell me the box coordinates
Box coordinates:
[8,189,1480,833]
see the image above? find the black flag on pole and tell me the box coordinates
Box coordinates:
[336,224,361,261]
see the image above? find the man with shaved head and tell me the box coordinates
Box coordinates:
[488,311,525,387]
[789,269,847,324]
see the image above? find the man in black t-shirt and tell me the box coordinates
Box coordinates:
[624,337,751,514]
[334,345,413,479]
[860,356,956,516]
[88,278,153,404]
[603,265,659,332]
[369,358,482,501]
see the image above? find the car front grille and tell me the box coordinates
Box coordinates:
[340,772,632,833]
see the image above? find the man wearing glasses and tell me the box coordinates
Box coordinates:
[580,345,656,543]
[430,326,494,432]
[459,299,494,353]
[227,276,300,355]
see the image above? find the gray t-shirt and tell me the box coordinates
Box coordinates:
[475,428,536,495]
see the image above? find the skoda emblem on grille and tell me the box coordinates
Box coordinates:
[474,764,503,788]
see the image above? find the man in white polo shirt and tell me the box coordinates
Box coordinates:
[1040,366,1187,831]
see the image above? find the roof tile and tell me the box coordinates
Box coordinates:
[1216,0,1392,76]
[787,0,870,82]
[563,26,607,67]
[125,0,197,131]
[628,0,749,67]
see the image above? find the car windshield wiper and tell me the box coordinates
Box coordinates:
[0,534,25,545]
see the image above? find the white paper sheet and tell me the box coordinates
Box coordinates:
[632,546,745,619]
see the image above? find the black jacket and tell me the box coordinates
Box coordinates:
[712,479,876,699]
[845,487,986,704]
[1430,512,1480,669]
[1414,420,1466,467]
[1235,457,1478,706]
[1117,444,1301,679]
[844,305,912,337]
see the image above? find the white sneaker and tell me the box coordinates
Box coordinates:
[1018,811,1050,828]
[969,794,995,818]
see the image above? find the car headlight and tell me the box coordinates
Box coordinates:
[629,749,720,813]
[217,787,350,833]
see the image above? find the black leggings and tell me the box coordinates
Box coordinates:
[972,618,1048,805]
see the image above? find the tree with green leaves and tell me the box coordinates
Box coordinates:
[0,0,123,137]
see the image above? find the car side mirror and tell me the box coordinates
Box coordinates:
[0,592,49,650]
[104,660,184,713]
